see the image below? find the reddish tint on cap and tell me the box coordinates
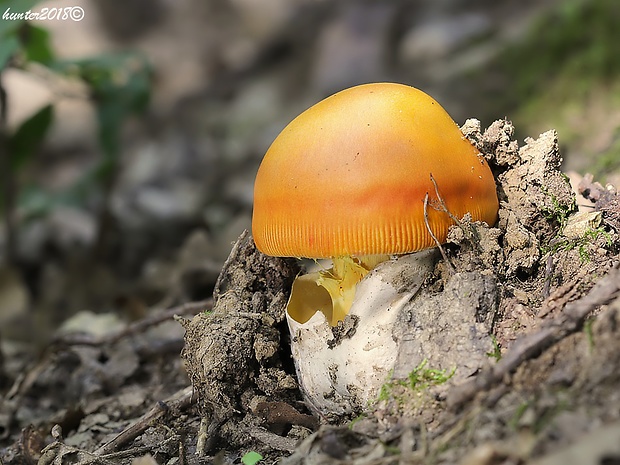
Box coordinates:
[252,83,498,258]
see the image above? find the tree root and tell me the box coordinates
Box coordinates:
[447,263,620,410]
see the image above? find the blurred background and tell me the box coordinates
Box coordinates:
[1,0,619,347]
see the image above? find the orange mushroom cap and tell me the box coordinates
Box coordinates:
[252,82,498,258]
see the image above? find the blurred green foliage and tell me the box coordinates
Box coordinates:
[592,129,620,176]
[501,0,620,100]
[8,103,53,172]
[497,0,620,176]
[0,0,151,220]
[53,53,151,187]
[0,0,42,68]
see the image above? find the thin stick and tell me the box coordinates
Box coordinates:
[542,253,555,300]
[213,229,250,305]
[429,174,481,249]
[52,298,212,347]
[429,174,461,224]
[94,385,194,455]
[447,264,620,410]
[424,192,454,271]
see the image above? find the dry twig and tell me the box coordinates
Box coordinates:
[94,385,194,455]
[212,229,250,305]
[423,173,487,272]
[424,192,453,271]
[52,298,212,347]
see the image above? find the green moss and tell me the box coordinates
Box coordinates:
[577,227,613,262]
[486,335,502,361]
[375,360,456,405]
[377,380,394,403]
[540,189,576,232]
[405,360,455,390]
[348,413,367,430]
[542,214,613,263]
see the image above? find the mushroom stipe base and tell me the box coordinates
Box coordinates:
[286,250,438,416]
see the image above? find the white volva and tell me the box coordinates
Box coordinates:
[287,250,436,416]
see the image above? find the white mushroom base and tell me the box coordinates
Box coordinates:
[287,250,437,417]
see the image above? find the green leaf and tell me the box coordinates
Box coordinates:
[0,33,19,69]
[0,0,49,68]
[22,24,53,64]
[241,451,263,465]
[54,52,151,160]
[17,170,100,219]
[17,186,78,219]
[16,185,58,218]
[8,104,53,170]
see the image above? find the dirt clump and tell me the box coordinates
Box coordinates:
[181,230,310,454]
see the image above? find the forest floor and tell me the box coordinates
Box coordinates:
[2,1,620,464]
[2,118,620,465]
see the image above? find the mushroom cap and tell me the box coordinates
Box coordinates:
[252,82,498,258]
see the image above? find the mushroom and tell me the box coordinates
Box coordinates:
[252,82,498,326]
[252,82,499,415]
